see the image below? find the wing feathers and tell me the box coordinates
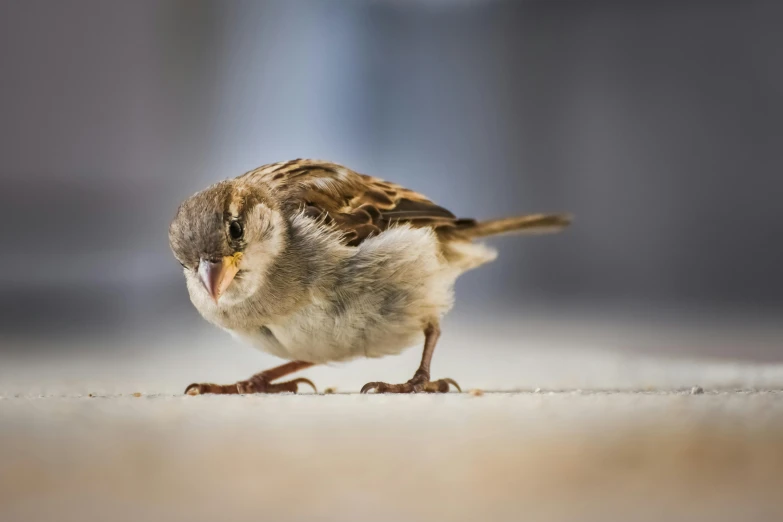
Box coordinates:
[243,159,569,246]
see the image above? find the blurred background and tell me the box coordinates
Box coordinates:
[1,0,782,372]
[3,2,783,521]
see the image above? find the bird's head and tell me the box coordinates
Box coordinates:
[168,179,286,306]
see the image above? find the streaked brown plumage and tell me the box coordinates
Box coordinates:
[239,159,565,246]
[168,159,571,394]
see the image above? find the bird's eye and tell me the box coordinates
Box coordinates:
[229,220,244,240]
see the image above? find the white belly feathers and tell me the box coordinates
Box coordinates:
[230,225,457,363]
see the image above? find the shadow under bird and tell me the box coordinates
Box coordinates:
[168,159,571,394]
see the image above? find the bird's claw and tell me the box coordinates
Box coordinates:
[185,377,317,395]
[360,377,460,394]
[185,382,235,395]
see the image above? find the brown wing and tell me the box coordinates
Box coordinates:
[241,159,460,246]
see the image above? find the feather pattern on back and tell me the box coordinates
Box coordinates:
[240,159,460,246]
[240,159,570,247]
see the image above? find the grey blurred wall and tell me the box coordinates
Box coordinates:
[1,0,781,341]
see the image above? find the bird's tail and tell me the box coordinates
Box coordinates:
[452,213,572,239]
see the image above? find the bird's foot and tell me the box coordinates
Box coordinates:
[360,370,460,394]
[185,376,316,395]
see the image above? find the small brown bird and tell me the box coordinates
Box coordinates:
[168,159,570,394]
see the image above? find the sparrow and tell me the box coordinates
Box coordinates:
[168,159,570,394]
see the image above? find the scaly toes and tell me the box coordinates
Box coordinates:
[361,378,460,394]
[235,380,256,394]
[361,381,413,394]
[186,373,317,395]
[235,377,318,394]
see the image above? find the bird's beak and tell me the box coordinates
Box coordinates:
[198,254,241,303]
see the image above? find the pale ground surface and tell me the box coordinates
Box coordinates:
[2,310,783,522]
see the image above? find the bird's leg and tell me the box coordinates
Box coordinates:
[185,360,316,395]
[361,323,460,394]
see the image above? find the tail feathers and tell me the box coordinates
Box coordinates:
[453,213,571,239]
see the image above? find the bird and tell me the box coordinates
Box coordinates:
[168,159,571,394]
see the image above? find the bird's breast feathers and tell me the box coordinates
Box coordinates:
[227,224,461,363]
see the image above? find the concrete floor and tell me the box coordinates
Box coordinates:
[2,312,783,522]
